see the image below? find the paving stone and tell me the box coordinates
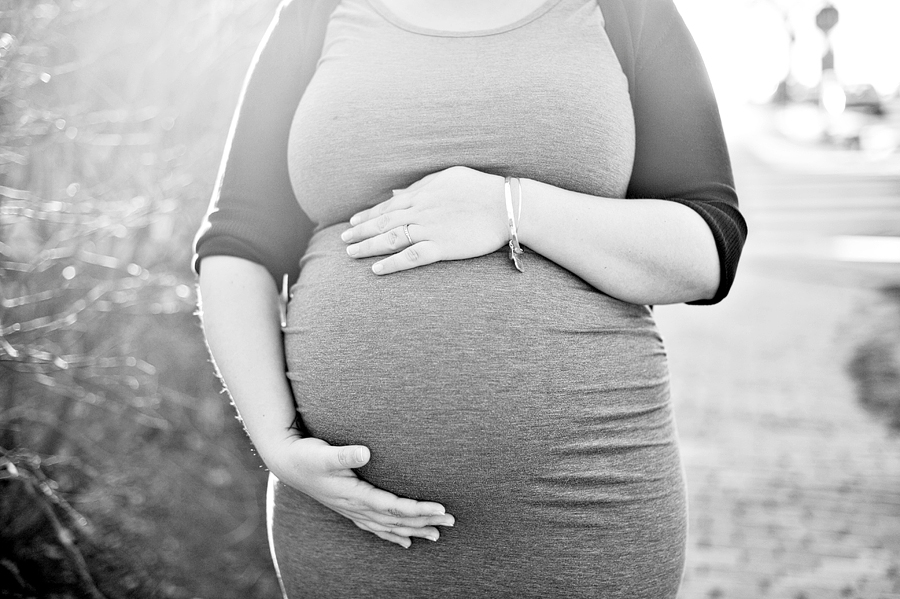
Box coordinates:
[656,257,900,598]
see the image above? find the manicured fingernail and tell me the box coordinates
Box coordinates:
[427,534,439,542]
[442,517,455,527]
[402,540,411,549]
[372,262,383,274]
[349,215,360,225]
[346,245,358,257]
[341,229,352,242]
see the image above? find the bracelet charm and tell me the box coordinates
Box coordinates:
[504,176,525,273]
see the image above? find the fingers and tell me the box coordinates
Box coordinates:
[349,193,415,226]
[282,440,456,550]
[343,215,442,274]
[365,507,455,530]
[364,521,442,541]
[335,484,455,530]
[342,206,415,244]
[345,486,455,549]
[338,503,453,545]
[346,224,420,259]
[352,520,412,548]
[351,518,446,549]
[326,445,370,470]
[371,241,440,275]
[323,448,456,527]
[371,513,454,530]
[371,529,412,549]
[370,492,448,519]
[358,486,456,529]
[348,168,449,227]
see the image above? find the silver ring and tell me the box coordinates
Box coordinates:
[403,224,413,245]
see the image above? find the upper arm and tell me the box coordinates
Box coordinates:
[193,0,317,286]
[625,0,747,304]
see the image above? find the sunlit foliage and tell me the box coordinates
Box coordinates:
[0,0,282,596]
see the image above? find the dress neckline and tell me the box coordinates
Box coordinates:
[365,0,566,38]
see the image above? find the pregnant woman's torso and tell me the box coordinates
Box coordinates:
[283,0,678,525]
[275,2,687,595]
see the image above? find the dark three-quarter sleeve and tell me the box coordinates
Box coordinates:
[617,0,748,305]
[192,0,319,287]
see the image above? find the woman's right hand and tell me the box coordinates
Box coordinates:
[261,435,455,548]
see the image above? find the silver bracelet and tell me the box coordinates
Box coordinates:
[504,177,524,273]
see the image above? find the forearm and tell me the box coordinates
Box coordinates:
[517,178,720,305]
[197,256,299,458]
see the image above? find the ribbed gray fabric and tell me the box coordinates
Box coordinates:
[274,0,687,596]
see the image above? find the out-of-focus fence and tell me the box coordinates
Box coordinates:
[1,1,283,596]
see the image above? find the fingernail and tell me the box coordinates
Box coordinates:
[346,245,358,257]
[427,534,439,542]
[341,229,352,242]
[349,215,360,226]
[372,262,383,274]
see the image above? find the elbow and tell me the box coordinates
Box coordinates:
[606,259,721,306]
[650,250,720,305]
[699,257,722,300]
[684,214,724,302]
[683,254,722,303]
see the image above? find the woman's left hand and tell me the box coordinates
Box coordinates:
[341,166,508,274]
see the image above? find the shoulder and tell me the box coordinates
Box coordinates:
[599,0,683,41]
[278,0,342,18]
[274,0,308,22]
[599,0,696,74]
[266,0,342,47]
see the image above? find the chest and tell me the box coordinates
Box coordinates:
[287,0,635,226]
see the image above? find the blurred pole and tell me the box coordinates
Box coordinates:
[772,5,797,105]
[816,4,839,74]
[816,4,845,122]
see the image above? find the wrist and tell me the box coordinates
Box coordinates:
[514,177,535,248]
[486,172,509,248]
[254,423,302,465]
[503,176,525,272]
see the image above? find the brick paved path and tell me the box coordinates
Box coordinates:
[656,254,900,599]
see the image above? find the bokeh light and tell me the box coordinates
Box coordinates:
[675,0,900,107]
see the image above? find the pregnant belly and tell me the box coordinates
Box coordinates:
[284,224,680,522]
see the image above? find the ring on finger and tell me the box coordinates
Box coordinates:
[403,224,413,245]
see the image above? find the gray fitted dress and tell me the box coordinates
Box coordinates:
[272,0,687,596]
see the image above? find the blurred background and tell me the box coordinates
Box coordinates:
[664,1,900,597]
[0,0,897,597]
